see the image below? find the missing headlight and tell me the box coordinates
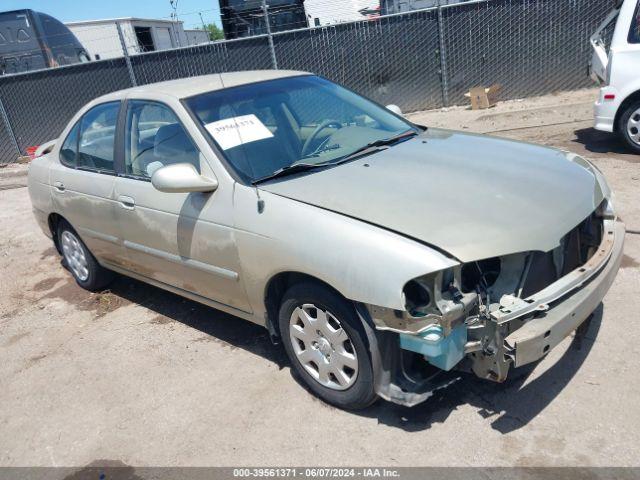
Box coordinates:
[403,280,432,317]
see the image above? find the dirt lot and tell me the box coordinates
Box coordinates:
[1,89,639,467]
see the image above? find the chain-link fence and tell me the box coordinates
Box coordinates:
[0,0,612,164]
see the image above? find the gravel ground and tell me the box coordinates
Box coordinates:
[1,89,639,468]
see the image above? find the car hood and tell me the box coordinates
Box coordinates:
[259,128,606,262]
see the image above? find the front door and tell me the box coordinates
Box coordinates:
[49,101,128,268]
[113,99,251,312]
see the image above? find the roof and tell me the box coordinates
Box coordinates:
[95,70,309,102]
[0,9,32,15]
[65,17,184,26]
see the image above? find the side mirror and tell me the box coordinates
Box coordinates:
[386,104,403,116]
[151,163,218,193]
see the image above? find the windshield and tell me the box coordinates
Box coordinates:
[185,75,416,183]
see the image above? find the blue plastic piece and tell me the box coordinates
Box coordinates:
[399,324,467,371]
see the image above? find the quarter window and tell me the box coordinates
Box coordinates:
[124,100,201,178]
[59,122,79,167]
[77,102,120,172]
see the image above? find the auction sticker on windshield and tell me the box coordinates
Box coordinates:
[205,114,274,150]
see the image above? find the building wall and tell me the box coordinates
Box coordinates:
[185,29,210,46]
[304,0,380,26]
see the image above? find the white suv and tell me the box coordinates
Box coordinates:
[591,0,640,153]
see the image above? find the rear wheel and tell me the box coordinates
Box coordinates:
[57,220,114,291]
[618,100,640,154]
[278,282,378,410]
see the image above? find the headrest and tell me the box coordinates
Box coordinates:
[154,123,196,160]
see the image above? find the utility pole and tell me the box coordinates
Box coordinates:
[116,21,137,87]
[262,0,278,70]
[169,0,181,47]
[199,12,207,31]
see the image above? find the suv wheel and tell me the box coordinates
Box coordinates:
[58,220,114,291]
[278,282,378,410]
[618,100,640,154]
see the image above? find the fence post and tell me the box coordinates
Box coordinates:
[262,0,279,70]
[436,5,449,108]
[0,95,21,160]
[116,21,138,87]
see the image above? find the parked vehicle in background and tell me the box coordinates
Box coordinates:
[381,0,467,15]
[591,0,640,153]
[220,0,307,39]
[28,71,623,410]
[305,0,380,26]
[0,10,90,75]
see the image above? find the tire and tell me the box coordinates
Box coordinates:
[57,220,114,291]
[278,282,378,410]
[617,100,640,154]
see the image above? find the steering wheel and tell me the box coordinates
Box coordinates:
[301,119,343,157]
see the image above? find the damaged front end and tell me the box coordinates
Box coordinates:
[363,200,624,407]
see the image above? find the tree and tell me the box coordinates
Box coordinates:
[202,23,224,41]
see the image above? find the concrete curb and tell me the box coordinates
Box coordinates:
[0,163,28,180]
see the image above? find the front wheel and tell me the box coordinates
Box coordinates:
[278,282,378,410]
[58,220,114,291]
[618,100,640,154]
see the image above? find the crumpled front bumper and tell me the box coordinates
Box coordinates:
[504,220,625,367]
[359,218,624,407]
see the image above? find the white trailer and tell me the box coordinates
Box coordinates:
[66,17,199,60]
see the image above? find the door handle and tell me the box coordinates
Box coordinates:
[53,181,65,192]
[118,195,135,210]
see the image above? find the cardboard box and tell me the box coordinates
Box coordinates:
[465,84,502,110]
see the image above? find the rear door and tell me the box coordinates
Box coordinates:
[49,101,128,267]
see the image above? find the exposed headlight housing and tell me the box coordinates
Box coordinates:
[402,279,432,317]
[367,267,477,336]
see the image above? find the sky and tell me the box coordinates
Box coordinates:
[1,0,222,28]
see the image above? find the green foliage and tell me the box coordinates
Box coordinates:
[202,23,224,41]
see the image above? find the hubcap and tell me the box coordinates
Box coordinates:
[61,231,89,281]
[289,304,358,390]
[627,108,640,145]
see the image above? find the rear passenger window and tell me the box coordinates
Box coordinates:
[60,122,79,167]
[124,100,201,178]
[77,102,120,172]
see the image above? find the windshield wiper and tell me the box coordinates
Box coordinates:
[252,162,330,184]
[335,129,419,163]
[252,130,419,185]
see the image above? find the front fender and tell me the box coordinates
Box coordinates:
[233,186,457,322]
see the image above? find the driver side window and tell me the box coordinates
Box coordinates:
[124,100,201,179]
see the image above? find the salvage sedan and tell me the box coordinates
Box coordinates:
[28,71,624,409]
